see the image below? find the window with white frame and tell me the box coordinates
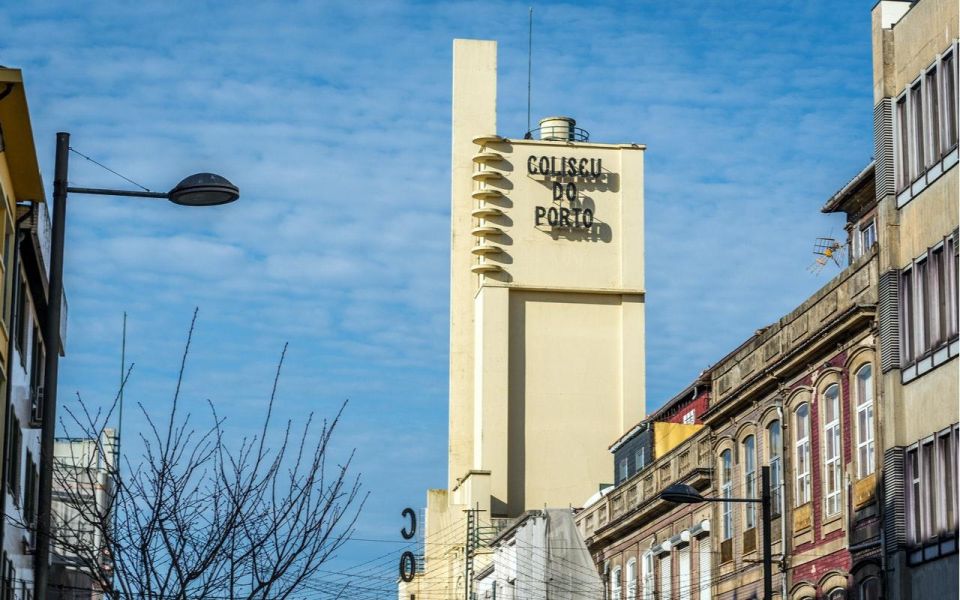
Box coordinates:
[943,49,958,151]
[768,420,783,515]
[823,384,842,517]
[894,44,960,195]
[682,410,695,424]
[855,219,877,259]
[911,81,925,178]
[926,66,941,167]
[611,565,622,600]
[743,435,757,529]
[641,552,654,600]
[678,544,691,600]
[659,554,671,600]
[635,446,646,473]
[619,457,629,483]
[900,234,959,369]
[795,403,811,506]
[855,365,876,478]
[721,449,733,539]
[905,424,959,545]
[626,558,637,600]
[698,537,711,600]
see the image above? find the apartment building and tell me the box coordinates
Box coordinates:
[0,67,54,600]
[868,1,959,598]
[577,385,713,600]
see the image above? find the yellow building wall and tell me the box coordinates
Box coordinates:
[653,421,704,458]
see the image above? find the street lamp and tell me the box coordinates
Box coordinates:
[35,131,239,600]
[660,465,773,600]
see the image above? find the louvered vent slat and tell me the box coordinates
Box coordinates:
[874,99,894,199]
[879,269,901,372]
[883,447,906,553]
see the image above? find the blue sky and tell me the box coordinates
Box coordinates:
[3,0,874,585]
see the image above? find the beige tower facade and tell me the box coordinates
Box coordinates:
[403,38,646,599]
[449,37,645,518]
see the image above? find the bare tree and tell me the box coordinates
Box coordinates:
[37,311,364,600]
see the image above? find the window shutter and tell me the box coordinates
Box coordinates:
[874,98,895,199]
[879,269,901,372]
[884,446,906,552]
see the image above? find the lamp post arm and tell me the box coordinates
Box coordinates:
[66,187,169,199]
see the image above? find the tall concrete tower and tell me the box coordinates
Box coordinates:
[406,38,646,599]
[448,37,646,516]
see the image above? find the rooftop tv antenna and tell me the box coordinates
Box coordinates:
[527,6,533,135]
[807,234,847,275]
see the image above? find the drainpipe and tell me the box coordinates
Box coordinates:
[776,399,787,600]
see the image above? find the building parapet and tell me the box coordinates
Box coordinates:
[708,247,879,412]
[578,429,712,544]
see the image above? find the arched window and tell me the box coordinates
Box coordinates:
[823,384,842,516]
[611,565,622,600]
[795,403,811,505]
[721,449,733,539]
[859,576,881,600]
[626,558,637,600]
[743,435,757,528]
[768,420,783,514]
[856,365,875,478]
[827,588,847,600]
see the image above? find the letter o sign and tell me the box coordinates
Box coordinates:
[399,551,417,582]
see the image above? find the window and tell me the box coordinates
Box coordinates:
[5,412,20,503]
[743,435,756,528]
[911,82,925,179]
[859,577,881,600]
[678,545,691,600]
[619,458,628,483]
[24,451,37,526]
[659,554,671,600]
[768,420,783,515]
[926,67,941,164]
[856,365,875,478]
[626,558,637,600]
[14,276,26,365]
[635,447,646,473]
[858,220,877,258]
[900,235,959,372]
[943,49,958,151]
[795,404,811,506]
[906,425,960,545]
[823,385,842,517]
[893,44,960,196]
[698,538,711,600]
[896,94,910,191]
[828,589,847,600]
[641,552,654,600]
[611,565,622,600]
[682,410,695,425]
[721,449,733,539]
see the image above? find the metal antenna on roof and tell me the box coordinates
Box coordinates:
[527,6,533,136]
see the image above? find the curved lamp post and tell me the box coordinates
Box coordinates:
[660,466,773,600]
[35,132,239,600]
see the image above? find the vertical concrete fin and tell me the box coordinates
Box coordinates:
[449,39,497,490]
